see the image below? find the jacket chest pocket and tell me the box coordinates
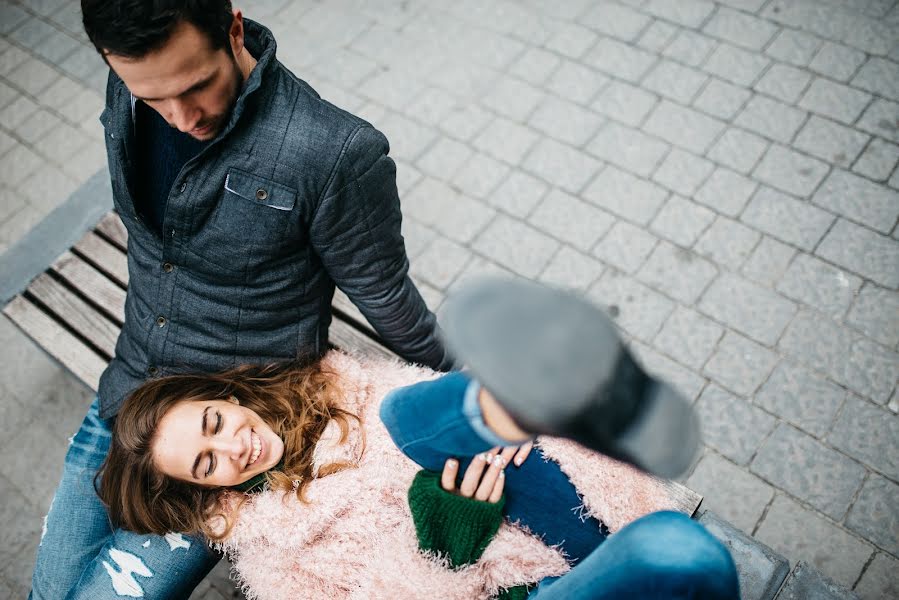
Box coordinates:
[212,167,298,248]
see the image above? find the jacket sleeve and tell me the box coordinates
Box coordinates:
[309,124,454,371]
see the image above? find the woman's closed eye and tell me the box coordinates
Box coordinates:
[198,409,224,478]
[206,412,223,476]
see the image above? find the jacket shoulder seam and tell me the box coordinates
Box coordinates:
[316,122,372,207]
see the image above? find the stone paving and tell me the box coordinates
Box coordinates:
[0,0,897,598]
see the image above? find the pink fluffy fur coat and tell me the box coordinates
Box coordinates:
[216,351,686,599]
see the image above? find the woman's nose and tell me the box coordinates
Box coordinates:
[212,436,245,460]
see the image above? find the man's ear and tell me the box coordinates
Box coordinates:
[229,9,245,57]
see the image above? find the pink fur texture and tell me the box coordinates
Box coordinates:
[216,351,685,599]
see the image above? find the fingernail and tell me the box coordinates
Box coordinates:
[477,453,488,462]
[447,459,458,468]
[498,470,505,478]
[493,455,506,468]
[514,457,523,466]
[486,453,494,463]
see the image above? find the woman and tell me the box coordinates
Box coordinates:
[98,351,739,599]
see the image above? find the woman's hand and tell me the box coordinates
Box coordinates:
[440,447,518,503]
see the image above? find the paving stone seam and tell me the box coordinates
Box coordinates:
[751,66,817,108]
[6,2,85,45]
[2,28,889,308]
[347,16,897,145]
[339,42,897,210]
[2,21,96,90]
[692,73,755,120]
[773,249,860,321]
[636,2,758,41]
[0,64,101,138]
[534,243,607,292]
[737,192,897,294]
[846,133,898,181]
[851,549,880,591]
[820,392,850,440]
[693,373,898,505]
[751,474,780,537]
[406,226,886,387]
[757,488,882,557]
[750,440,881,523]
[10,0,88,40]
[822,399,899,484]
[587,117,672,169]
[0,117,92,172]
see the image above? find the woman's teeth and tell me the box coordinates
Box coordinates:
[248,430,262,467]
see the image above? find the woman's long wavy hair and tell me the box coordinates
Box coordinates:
[96,358,360,540]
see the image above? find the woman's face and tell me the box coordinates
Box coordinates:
[152,398,285,487]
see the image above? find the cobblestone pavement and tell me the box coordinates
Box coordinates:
[1,0,897,598]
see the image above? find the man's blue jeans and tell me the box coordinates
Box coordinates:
[29,397,219,599]
[380,372,740,599]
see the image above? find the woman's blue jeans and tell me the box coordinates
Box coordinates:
[29,397,219,599]
[380,372,740,599]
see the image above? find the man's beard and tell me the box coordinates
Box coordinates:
[189,55,244,140]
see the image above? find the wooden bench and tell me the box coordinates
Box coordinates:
[2,210,701,518]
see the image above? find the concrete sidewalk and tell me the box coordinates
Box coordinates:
[1,0,897,598]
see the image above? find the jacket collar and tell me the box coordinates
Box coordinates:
[217,18,278,138]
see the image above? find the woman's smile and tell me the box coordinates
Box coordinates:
[248,429,263,467]
[152,398,285,486]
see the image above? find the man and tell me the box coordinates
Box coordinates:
[31,1,453,597]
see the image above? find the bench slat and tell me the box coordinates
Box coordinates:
[3,296,105,391]
[329,317,400,362]
[96,212,128,249]
[660,480,701,517]
[50,251,126,323]
[27,273,119,358]
[74,231,129,287]
[332,289,371,332]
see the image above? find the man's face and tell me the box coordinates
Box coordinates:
[105,18,243,141]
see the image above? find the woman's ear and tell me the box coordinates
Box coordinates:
[227,396,239,405]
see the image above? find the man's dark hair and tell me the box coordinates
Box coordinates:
[82,0,234,58]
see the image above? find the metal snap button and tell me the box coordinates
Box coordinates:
[148,366,159,375]
[156,316,167,327]
[162,262,174,273]
[255,188,268,201]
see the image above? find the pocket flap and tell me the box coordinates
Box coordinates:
[224,168,297,211]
